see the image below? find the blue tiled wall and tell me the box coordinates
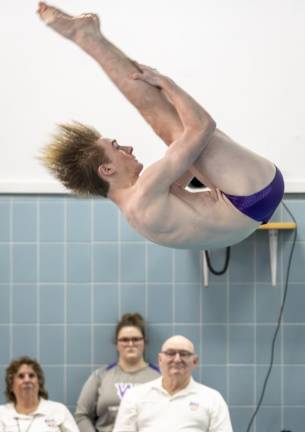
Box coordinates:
[0,194,304,432]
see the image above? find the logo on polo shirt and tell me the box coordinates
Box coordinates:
[189,401,200,411]
[45,418,57,427]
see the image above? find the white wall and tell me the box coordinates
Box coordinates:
[1,0,304,193]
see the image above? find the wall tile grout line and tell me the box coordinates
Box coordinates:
[199,252,203,384]
[145,239,148,328]
[9,197,13,360]
[118,209,122,319]
[253,223,257,432]
[3,321,305,327]
[37,198,40,360]
[63,197,68,405]
[226,252,230,405]
[172,249,175,335]
[91,198,94,371]
[280,203,284,430]
[1,361,304,368]
[4,281,305,287]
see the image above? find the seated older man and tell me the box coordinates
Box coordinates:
[113,335,233,432]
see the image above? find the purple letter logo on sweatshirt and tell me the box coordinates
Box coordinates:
[115,383,133,400]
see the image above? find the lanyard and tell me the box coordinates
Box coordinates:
[15,417,36,432]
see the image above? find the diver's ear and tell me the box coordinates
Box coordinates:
[98,163,115,178]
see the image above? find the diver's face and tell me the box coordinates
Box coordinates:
[97,137,143,179]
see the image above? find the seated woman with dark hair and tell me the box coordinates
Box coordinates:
[0,356,79,432]
[75,313,159,432]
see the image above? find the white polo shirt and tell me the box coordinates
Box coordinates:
[113,377,233,432]
[0,398,79,432]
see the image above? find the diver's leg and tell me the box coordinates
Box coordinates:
[39,2,276,196]
[37,2,183,145]
[191,130,276,195]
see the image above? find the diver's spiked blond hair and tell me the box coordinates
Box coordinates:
[40,122,110,196]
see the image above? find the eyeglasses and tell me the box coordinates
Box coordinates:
[16,372,37,379]
[161,350,194,359]
[117,336,144,345]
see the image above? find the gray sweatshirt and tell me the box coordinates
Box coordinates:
[74,363,160,432]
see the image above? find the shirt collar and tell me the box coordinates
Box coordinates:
[8,398,47,418]
[152,376,197,396]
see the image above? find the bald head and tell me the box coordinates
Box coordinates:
[158,335,198,390]
[161,335,195,354]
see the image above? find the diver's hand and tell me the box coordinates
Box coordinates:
[131,63,167,88]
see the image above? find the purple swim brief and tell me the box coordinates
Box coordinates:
[224,166,284,224]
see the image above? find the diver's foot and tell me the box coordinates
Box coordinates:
[37,2,101,44]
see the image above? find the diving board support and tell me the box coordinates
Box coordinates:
[268,229,278,286]
[258,222,297,287]
[202,250,208,287]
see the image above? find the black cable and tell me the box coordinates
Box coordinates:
[246,201,297,432]
[205,247,231,275]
